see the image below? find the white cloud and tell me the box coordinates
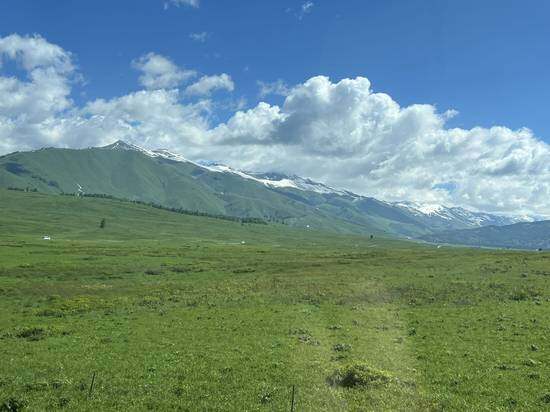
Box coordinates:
[189,32,209,43]
[209,76,550,216]
[0,34,77,153]
[164,0,199,9]
[71,89,210,150]
[185,73,234,96]
[2,34,550,217]
[0,33,74,73]
[132,52,195,90]
[0,34,210,155]
[257,79,290,98]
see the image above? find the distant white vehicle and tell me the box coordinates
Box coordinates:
[43,235,51,240]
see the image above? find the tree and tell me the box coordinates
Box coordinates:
[99,218,106,229]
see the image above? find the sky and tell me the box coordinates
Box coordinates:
[1,0,550,216]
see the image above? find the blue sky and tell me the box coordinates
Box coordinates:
[1,0,549,138]
[1,0,550,215]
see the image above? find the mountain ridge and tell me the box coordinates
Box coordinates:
[0,140,538,239]
[103,141,535,224]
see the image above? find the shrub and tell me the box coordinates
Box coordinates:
[258,391,272,404]
[0,397,26,412]
[57,397,70,408]
[297,334,319,346]
[144,269,162,276]
[328,363,392,388]
[332,343,352,352]
[139,296,163,308]
[289,328,320,345]
[15,327,47,341]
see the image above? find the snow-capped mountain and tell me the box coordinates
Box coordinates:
[102,140,537,231]
[103,142,340,194]
[392,201,532,228]
[104,141,195,164]
[248,172,359,196]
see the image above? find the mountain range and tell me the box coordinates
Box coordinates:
[0,141,545,247]
[420,221,550,250]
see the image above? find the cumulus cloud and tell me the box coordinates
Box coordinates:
[0,34,210,155]
[185,73,234,96]
[132,52,195,89]
[208,76,550,216]
[0,34,77,153]
[0,34,74,73]
[1,34,550,217]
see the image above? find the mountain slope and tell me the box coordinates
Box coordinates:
[0,141,529,239]
[420,220,550,249]
[0,142,426,236]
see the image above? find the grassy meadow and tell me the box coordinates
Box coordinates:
[0,190,549,411]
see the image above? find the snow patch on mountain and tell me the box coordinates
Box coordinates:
[249,172,355,195]
[196,162,350,195]
[103,140,202,166]
[394,201,450,219]
[392,201,534,227]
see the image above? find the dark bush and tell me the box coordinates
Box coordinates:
[144,269,162,276]
[328,363,392,388]
[0,397,26,412]
[15,327,46,341]
[332,343,352,352]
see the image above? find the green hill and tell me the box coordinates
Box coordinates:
[0,189,312,243]
[0,143,433,237]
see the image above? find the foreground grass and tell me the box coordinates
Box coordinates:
[0,190,549,411]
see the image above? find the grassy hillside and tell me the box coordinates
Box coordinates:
[421,220,550,250]
[0,145,448,237]
[1,190,550,410]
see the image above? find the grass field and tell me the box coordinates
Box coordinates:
[1,190,549,411]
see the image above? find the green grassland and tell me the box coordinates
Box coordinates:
[1,190,549,411]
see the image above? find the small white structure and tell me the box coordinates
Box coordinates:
[43,235,51,241]
[241,241,246,245]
